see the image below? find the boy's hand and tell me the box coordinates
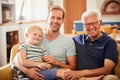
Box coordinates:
[46,63,52,69]
[42,55,58,65]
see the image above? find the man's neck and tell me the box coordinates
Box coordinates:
[46,30,60,41]
[90,32,102,42]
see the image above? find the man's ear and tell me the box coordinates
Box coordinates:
[62,18,64,23]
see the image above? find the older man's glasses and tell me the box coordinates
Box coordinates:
[84,21,100,28]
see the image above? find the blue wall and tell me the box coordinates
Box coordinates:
[102,21,120,26]
[74,22,83,31]
[74,21,120,31]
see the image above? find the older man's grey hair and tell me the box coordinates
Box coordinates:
[81,9,102,23]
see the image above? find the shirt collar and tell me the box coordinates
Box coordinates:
[85,32,107,43]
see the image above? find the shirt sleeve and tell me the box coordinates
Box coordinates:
[41,47,49,56]
[18,44,27,52]
[66,38,76,56]
[105,39,118,64]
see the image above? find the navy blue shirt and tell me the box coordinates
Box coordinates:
[73,33,118,74]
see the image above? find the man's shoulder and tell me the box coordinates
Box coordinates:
[60,34,72,40]
[60,34,75,43]
[73,34,87,40]
[102,33,115,42]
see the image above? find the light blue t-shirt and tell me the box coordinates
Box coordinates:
[40,34,76,65]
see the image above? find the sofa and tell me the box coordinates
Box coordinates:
[0,44,120,80]
[0,44,19,80]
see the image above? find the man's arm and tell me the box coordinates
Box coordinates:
[54,55,76,69]
[64,59,115,80]
[13,54,45,80]
[43,55,76,69]
[82,59,115,76]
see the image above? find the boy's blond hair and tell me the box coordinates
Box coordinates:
[24,25,43,38]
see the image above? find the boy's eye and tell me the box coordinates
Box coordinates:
[39,35,42,37]
[33,34,37,36]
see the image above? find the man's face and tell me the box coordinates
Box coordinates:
[47,9,64,32]
[84,15,101,38]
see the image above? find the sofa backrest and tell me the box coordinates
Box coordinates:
[9,44,20,63]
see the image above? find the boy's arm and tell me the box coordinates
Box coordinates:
[17,50,49,69]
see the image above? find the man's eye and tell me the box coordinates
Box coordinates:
[57,17,62,20]
[51,16,55,19]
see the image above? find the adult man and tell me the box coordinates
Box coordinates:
[41,6,76,70]
[13,6,76,80]
[64,10,118,80]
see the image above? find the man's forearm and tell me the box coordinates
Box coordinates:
[55,59,76,69]
[13,55,28,74]
[81,68,108,77]
[17,62,29,74]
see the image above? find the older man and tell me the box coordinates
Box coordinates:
[64,9,118,80]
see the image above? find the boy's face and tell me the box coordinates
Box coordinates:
[26,29,42,46]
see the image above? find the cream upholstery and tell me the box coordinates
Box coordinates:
[0,44,19,80]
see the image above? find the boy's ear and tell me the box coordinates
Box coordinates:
[25,33,28,38]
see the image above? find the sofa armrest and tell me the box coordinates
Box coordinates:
[115,44,120,79]
[0,63,13,80]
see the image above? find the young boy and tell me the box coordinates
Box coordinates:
[12,25,70,80]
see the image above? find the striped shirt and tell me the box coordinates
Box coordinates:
[19,43,48,62]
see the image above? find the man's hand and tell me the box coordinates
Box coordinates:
[64,70,104,80]
[42,55,58,65]
[64,71,82,80]
[26,68,45,80]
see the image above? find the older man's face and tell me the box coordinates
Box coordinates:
[84,15,101,38]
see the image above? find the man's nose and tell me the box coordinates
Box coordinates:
[89,23,95,28]
[53,18,57,22]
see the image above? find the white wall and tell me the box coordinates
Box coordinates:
[16,0,48,20]
[31,0,48,20]
[30,0,64,20]
[0,0,2,23]
[86,0,97,10]
[15,0,31,20]
[53,0,63,8]
[86,0,120,22]
[0,24,19,66]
